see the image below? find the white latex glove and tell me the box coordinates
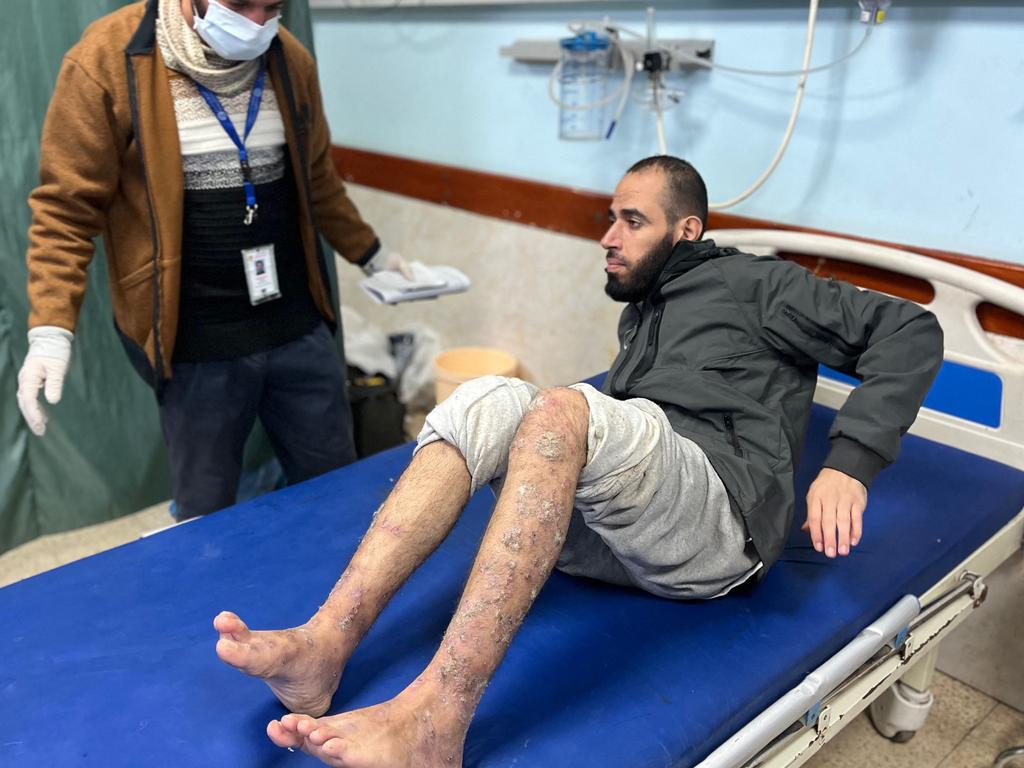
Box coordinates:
[362,247,415,281]
[17,326,74,436]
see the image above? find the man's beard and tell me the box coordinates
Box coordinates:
[604,234,676,303]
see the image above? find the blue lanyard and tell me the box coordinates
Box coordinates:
[194,66,266,226]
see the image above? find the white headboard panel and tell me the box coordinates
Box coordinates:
[705,229,1024,471]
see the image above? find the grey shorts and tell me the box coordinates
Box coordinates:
[415,376,761,600]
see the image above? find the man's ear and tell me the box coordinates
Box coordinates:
[674,215,704,243]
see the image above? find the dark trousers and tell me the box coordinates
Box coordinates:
[159,323,356,520]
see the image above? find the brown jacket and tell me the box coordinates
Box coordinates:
[27,0,378,383]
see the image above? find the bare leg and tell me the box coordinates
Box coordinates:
[215,440,472,715]
[271,388,590,767]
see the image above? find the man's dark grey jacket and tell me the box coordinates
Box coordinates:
[602,238,944,573]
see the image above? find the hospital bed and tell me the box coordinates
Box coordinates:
[1,231,1022,767]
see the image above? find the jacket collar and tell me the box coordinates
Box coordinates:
[627,239,737,306]
[659,238,734,283]
[126,0,159,55]
[622,239,724,309]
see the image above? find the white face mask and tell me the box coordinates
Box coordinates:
[193,1,280,62]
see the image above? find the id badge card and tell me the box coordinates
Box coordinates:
[241,244,281,305]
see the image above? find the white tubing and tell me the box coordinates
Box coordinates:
[709,0,819,210]
[666,26,871,78]
[654,85,668,154]
[607,44,636,138]
[547,32,633,112]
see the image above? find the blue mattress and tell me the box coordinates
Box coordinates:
[2,403,1023,768]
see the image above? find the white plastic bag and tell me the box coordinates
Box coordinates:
[341,306,397,380]
[395,324,441,411]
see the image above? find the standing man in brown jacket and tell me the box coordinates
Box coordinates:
[18,0,407,520]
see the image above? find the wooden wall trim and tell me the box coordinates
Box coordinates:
[332,145,1024,339]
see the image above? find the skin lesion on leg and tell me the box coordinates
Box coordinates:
[518,387,590,460]
[367,504,404,538]
[247,390,593,767]
[500,526,523,553]
[399,388,591,743]
[533,430,566,460]
[213,440,473,723]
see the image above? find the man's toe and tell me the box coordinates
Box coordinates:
[267,719,303,748]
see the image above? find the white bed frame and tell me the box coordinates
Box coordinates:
[697,230,1024,768]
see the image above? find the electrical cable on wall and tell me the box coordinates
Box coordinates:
[709,0,818,210]
[664,27,870,79]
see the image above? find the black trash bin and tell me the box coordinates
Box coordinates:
[347,366,406,458]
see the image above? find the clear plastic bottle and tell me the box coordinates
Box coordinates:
[558,31,611,141]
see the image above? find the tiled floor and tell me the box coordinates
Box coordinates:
[0,501,174,589]
[938,552,1024,712]
[805,673,1024,768]
[1,506,1021,768]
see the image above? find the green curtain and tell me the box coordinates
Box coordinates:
[0,0,316,553]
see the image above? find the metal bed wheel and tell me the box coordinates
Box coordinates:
[868,681,934,742]
[994,746,1024,768]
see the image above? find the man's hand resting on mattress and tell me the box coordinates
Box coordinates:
[802,468,867,559]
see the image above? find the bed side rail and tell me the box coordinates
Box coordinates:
[697,595,921,768]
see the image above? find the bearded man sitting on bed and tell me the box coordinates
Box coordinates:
[212,156,943,768]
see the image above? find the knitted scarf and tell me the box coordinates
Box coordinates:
[156,0,261,95]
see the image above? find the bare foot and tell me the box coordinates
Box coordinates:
[266,694,465,767]
[214,610,346,716]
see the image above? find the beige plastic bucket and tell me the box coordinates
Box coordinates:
[433,347,518,404]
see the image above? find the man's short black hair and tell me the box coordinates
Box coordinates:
[626,156,708,233]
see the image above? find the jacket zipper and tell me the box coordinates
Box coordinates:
[623,297,665,393]
[272,45,312,209]
[622,323,639,350]
[612,333,635,395]
[724,414,743,457]
[271,43,333,308]
[781,304,859,357]
[124,52,165,383]
[611,308,641,394]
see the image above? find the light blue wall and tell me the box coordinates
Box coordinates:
[312,2,1024,264]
